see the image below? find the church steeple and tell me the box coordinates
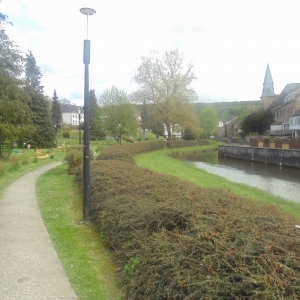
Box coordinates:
[261,63,275,98]
[260,64,276,109]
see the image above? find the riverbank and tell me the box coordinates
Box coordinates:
[136,145,300,220]
[219,144,300,169]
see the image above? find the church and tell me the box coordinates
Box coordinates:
[261,64,300,138]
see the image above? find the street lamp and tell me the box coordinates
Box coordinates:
[78,106,82,145]
[80,7,96,222]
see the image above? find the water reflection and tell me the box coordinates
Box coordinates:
[178,151,300,203]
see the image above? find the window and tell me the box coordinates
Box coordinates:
[287,108,289,116]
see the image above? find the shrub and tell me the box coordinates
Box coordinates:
[62,129,70,139]
[64,146,94,175]
[96,141,165,164]
[97,146,135,165]
[166,138,210,148]
[75,159,300,299]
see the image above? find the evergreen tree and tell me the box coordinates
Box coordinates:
[51,89,62,129]
[0,12,33,157]
[89,89,105,140]
[24,51,42,91]
[24,52,55,148]
[0,69,34,158]
[24,85,55,148]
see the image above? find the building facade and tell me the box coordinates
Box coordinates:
[61,104,84,126]
[261,65,300,137]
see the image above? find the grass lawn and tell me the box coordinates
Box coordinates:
[0,148,65,199]
[136,145,300,220]
[36,164,122,300]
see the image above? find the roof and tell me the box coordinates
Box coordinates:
[261,64,276,97]
[263,64,274,85]
[61,104,81,114]
[268,83,300,110]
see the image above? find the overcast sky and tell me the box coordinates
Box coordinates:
[1,0,300,106]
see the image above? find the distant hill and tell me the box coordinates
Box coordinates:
[192,100,262,121]
[136,100,262,122]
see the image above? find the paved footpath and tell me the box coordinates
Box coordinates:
[0,162,78,300]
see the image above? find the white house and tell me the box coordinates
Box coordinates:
[61,104,84,126]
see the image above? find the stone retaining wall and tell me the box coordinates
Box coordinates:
[218,145,300,169]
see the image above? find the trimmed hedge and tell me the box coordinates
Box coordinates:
[96,140,165,164]
[97,145,136,165]
[166,139,210,148]
[75,154,300,299]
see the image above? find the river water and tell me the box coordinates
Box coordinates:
[178,151,300,203]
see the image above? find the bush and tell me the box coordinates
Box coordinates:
[97,146,135,165]
[62,129,70,139]
[64,146,94,174]
[96,141,165,164]
[75,159,300,299]
[166,138,210,148]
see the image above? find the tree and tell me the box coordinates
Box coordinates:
[0,69,34,158]
[0,13,23,76]
[51,90,62,146]
[240,109,274,135]
[89,89,105,140]
[139,100,151,133]
[58,98,71,106]
[133,49,198,137]
[0,13,34,157]
[24,51,42,91]
[24,85,55,148]
[100,86,137,144]
[199,107,219,138]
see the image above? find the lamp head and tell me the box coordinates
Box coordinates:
[80,8,96,16]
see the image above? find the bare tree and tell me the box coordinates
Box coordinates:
[133,49,198,137]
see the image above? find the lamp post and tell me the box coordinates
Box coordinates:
[80,7,96,222]
[78,106,81,145]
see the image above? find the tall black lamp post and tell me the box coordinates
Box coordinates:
[78,106,82,145]
[80,7,96,222]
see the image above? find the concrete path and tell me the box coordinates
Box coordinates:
[0,162,78,300]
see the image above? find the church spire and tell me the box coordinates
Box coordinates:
[261,63,275,98]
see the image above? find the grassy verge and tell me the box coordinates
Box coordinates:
[36,164,122,300]
[0,149,65,199]
[136,145,300,220]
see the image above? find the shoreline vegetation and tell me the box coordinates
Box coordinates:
[33,142,300,298]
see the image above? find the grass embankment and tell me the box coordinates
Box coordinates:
[136,145,300,220]
[36,164,122,300]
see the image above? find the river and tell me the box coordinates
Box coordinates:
[178,151,300,203]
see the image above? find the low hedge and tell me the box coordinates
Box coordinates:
[96,140,165,164]
[75,158,300,299]
[166,139,210,148]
